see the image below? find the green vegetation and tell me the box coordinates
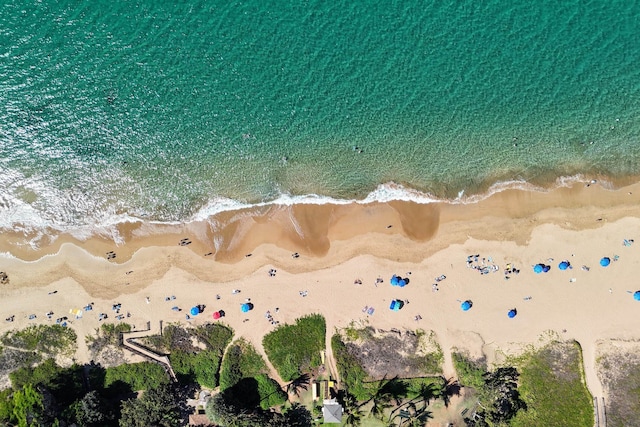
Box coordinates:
[143,323,233,389]
[10,359,84,402]
[262,314,326,382]
[452,352,486,389]
[510,341,593,427]
[255,374,287,410]
[85,322,132,357]
[219,338,268,391]
[218,339,285,410]
[193,323,234,351]
[11,384,44,427]
[119,384,181,427]
[404,377,445,399]
[104,362,170,392]
[331,333,370,401]
[0,347,42,380]
[1,324,77,358]
[170,349,221,389]
[414,329,444,375]
[205,393,311,427]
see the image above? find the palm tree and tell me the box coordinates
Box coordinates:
[436,376,460,408]
[402,402,433,427]
[343,409,363,426]
[369,395,393,421]
[343,396,364,427]
[284,373,310,398]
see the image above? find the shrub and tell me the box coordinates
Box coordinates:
[85,323,131,355]
[193,323,233,353]
[331,333,370,401]
[104,362,169,391]
[219,339,268,391]
[452,352,486,389]
[219,344,243,391]
[262,314,326,381]
[9,358,85,407]
[2,324,77,357]
[191,350,222,389]
[255,374,287,410]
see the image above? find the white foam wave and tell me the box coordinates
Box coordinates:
[0,176,599,245]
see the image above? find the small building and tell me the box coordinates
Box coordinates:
[322,398,343,424]
[188,413,214,426]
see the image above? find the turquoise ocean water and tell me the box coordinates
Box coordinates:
[1,0,640,233]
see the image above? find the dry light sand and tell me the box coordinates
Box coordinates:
[2,179,640,403]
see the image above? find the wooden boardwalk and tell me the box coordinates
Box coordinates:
[120,322,177,382]
[594,396,606,427]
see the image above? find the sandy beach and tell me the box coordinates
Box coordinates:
[2,180,640,404]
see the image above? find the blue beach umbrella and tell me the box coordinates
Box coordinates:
[634,291,640,301]
[240,303,251,313]
[533,264,544,274]
[558,261,569,270]
[461,300,472,311]
[390,300,403,311]
[398,279,407,287]
[390,275,400,286]
[508,309,517,318]
[543,265,551,273]
[190,306,199,316]
[600,257,611,267]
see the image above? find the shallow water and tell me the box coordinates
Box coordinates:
[1,0,639,232]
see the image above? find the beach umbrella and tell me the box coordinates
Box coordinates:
[240,303,251,313]
[533,264,544,274]
[461,300,472,311]
[558,261,569,270]
[390,275,400,286]
[508,309,517,318]
[634,291,640,301]
[190,306,199,316]
[398,279,407,287]
[213,311,222,319]
[543,265,551,273]
[600,257,611,267]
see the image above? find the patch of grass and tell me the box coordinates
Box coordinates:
[2,324,77,358]
[331,333,370,401]
[262,314,326,381]
[404,376,443,400]
[104,361,169,392]
[452,352,486,389]
[510,340,593,427]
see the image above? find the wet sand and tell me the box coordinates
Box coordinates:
[2,180,640,401]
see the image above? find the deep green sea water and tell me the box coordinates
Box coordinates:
[1,0,639,231]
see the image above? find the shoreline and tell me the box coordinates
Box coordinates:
[2,175,640,265]
[2,179,640,401]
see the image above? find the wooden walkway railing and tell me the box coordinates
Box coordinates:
[120,322,177,382]
[594,396,606,427]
